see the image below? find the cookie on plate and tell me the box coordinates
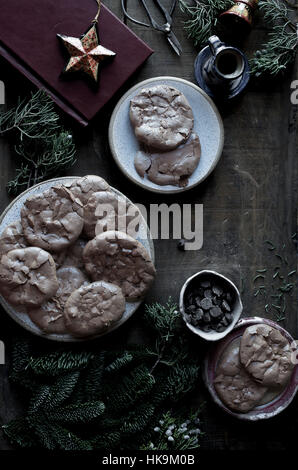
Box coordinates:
[135,133,201,187]
[64,175,110,206]
[84,191,140,239]
[130,84,194,151]
[83,230,156,301]
[0,220,27,257]
[21,185,84,253]
[240,324,295,388]
[64,281,126,337]
[0,247,58,307]
[214,342,268,413]
[28,266,88,334]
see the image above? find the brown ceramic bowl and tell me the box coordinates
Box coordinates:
[203,317,298,420]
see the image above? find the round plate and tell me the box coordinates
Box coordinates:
[108,76,224,194]
[0,177,155,342]
[203,317,298,420]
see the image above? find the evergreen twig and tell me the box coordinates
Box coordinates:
[0,90,76,195]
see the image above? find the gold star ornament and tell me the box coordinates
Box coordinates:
[57,24,116,84]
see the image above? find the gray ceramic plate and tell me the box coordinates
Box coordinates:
[0,177,155,342]
[108,76,224,194]
[203,317,298,420]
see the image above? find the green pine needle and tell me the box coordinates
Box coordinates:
[0,89,76,195]
[3,300,202,451]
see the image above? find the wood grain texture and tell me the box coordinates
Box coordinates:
[0,0,297,451]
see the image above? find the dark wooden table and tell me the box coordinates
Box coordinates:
[0,0,297,452]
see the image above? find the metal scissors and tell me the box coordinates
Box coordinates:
[121,0,182,56]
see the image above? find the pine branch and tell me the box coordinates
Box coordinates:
[47,401,105,424]
[3,300,202,451]
[179,0,298,77]
[27,351,92,376]
[0,90,76,195]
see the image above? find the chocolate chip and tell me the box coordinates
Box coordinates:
[203,312,211,323]
[212,285,223,297]
[216,324,226,332]
[212,296,221,306]
[225,313,233,324]
[186,304,196,314]
[204,289,213,298]
[185,314,192,323]
[200,280,211,288]
[210,306,222,319]
[196,308,204,321]
[202,324,212,332]
[222,300,231,312]
[177,239,186,251]
[191,317,200,326]
[200,297,213,310]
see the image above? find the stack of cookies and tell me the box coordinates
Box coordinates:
[0,175,156,338]
[130,84,201,187]
[214,324,295,413]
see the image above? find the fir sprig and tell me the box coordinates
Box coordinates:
[2,300,202,451]
[0,89,76,195]
[179,0,298,77]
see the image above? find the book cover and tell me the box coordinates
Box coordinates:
[0,0,153,125]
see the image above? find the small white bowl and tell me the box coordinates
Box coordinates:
[179,270,243,341]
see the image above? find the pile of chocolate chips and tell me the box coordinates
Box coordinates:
[184,279,235,333]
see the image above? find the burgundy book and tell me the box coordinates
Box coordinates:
[0,0,153,125]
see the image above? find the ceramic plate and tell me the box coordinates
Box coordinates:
[0,177,155,342]
[109,76,224,194]
[203,317,298,420]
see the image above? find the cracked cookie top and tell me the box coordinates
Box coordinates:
[83,230,156,301]
[240,324,294,388]
[64,280,126,337]
[21,185,84,253]
[130,85,194,151]
[0,247,58,307]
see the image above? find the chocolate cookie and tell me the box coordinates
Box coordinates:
[214,340,267,413]
[0,247,58,307]
[84,191,140,239]
[64,175,110,206]
[240,324,294,388]
[83,231,156,301]
[21,185,84,253]
[135,133,201,187]
[28,266,88,334]
[130,85,194,151]
[0,220,27,257]
[64,281,126,337]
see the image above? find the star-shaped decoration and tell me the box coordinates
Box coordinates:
[57,24,116,84]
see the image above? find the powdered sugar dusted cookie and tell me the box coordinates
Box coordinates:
[64,281,125,337]
[28,266,88,334]
[84,191,140,239]
[214,340,267,413]
[130,85,194,150]
[0,220,27,257]
[64,175,110,206]
[83,231,156,301]
[21,185,84,253]
[240,324,294,388]
[0,247,58,307]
